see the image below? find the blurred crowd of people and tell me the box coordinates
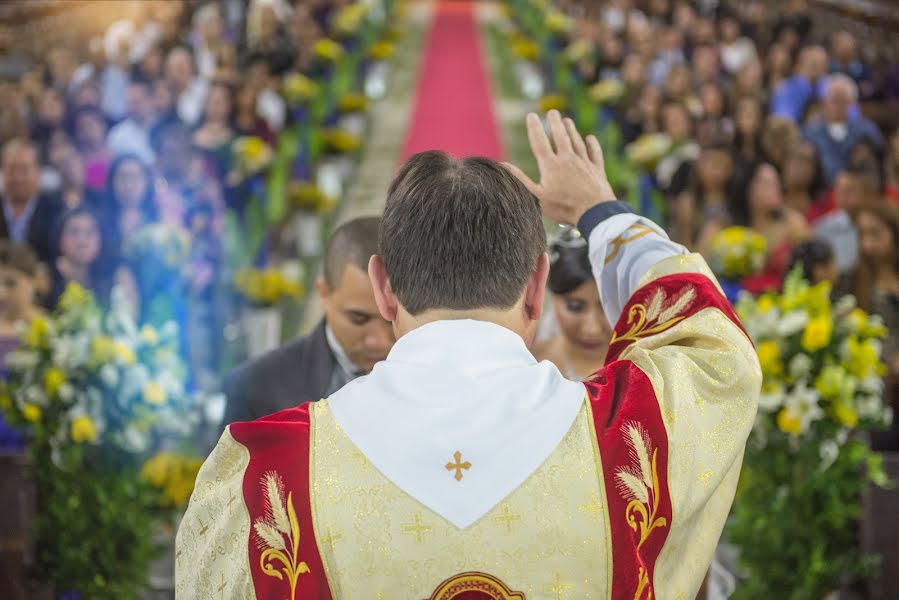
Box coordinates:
[0,0,357,389]
[534,0,899,377]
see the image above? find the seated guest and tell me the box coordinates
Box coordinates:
[850,202,899,374]
[0,241,45,373]
[222,217,395,428]
[71,106,112,192]
[670,142,735,250]
[192,82,237,177]
[533,228,612,380]
[727,162,810,294]
[99,154,158,259]
[787,238,838,286]
[782,141,825,217]
[0,138,65,264]
[814,162,873,274]
[48,206,136,311]
[829,31,874,100]
[770,45,829,122]
[804,74,883,184]
[106,79,157,164]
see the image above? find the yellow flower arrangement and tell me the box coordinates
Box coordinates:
[0,275,205,597]
[232,136,273,178]
[23,316,50,349]
[776,408,802,436]
[141,452,204,508]
[333,4,369,38]
[338,92,369,113]
[625,133,673,171]
[43,368,66,398]
[287,182,338,214]
[588,79,626,105]
[322,128,362,154]
[235,267,304,307]
[58,282,91,313]
[538,94,568,113]
[22,403,41,423]
[314,38,345,63]
[282,72,320,105]
[545,10,571,35]
[833,402,859,428]
[511,38,540,61]
[708,226,768,281]
[757,340,783,378]
[139,325,159,346]
[142,382,166,406]
[735,268,890,441]
[71,415,98,444]
[90,335,115,364]
[114,340,136,365]
[564,39,592,63]
[801,315,833,353]
[369,40,395,61]
[844,336,885,379]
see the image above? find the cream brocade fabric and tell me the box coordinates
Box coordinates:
[175,431,256,600]
[309,400,611,598]
[621,254,761,600]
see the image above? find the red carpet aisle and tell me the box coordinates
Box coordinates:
[402,1,503,159]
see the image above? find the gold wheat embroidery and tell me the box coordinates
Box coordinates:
[615,422,668,551]
[610,286,696,346]
[253,471,310,600]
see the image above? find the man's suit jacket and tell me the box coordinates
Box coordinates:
[221,319,337,429]
[0,193,66,264]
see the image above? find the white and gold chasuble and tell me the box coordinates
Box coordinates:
[176,213,761,599]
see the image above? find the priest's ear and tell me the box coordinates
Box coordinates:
[523,251,550,323]
[368,254,398,322]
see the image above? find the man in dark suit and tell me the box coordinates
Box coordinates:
[221,216,395,427]
[0,138,65,265]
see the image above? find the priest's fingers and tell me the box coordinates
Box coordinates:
[565,117,588,161]
[526,112,554,171]
[586,134,605,171]
[502,162,540,197]
[547,110,573,155]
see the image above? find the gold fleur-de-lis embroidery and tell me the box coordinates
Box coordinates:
[615,422,668,550]
[610,286,696,346]
[253,471,310,600]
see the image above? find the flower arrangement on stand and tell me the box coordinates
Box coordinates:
[726,270,893,597]
[0,284,204,599]
[234,266,304,358]
[708,226,768,302]
[286,182,338,257]
[122,224,191,327]
[228,136,274,262]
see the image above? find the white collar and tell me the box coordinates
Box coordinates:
[325,324,361,376]
[327,320,586,528]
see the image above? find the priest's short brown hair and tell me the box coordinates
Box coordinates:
[381,151,546,315]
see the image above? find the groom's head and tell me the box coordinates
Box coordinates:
[369,151,549,338]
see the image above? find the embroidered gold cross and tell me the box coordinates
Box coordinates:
[493,502,521,532]
[402,512,432,543]
[545,573,572,599]
[578,492,604,523]
[217,573,227,598]
[197,516,210,538]
[321,527,343,547]
[445,450,471,481]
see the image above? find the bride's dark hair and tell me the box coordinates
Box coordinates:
[548,228,592,295]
